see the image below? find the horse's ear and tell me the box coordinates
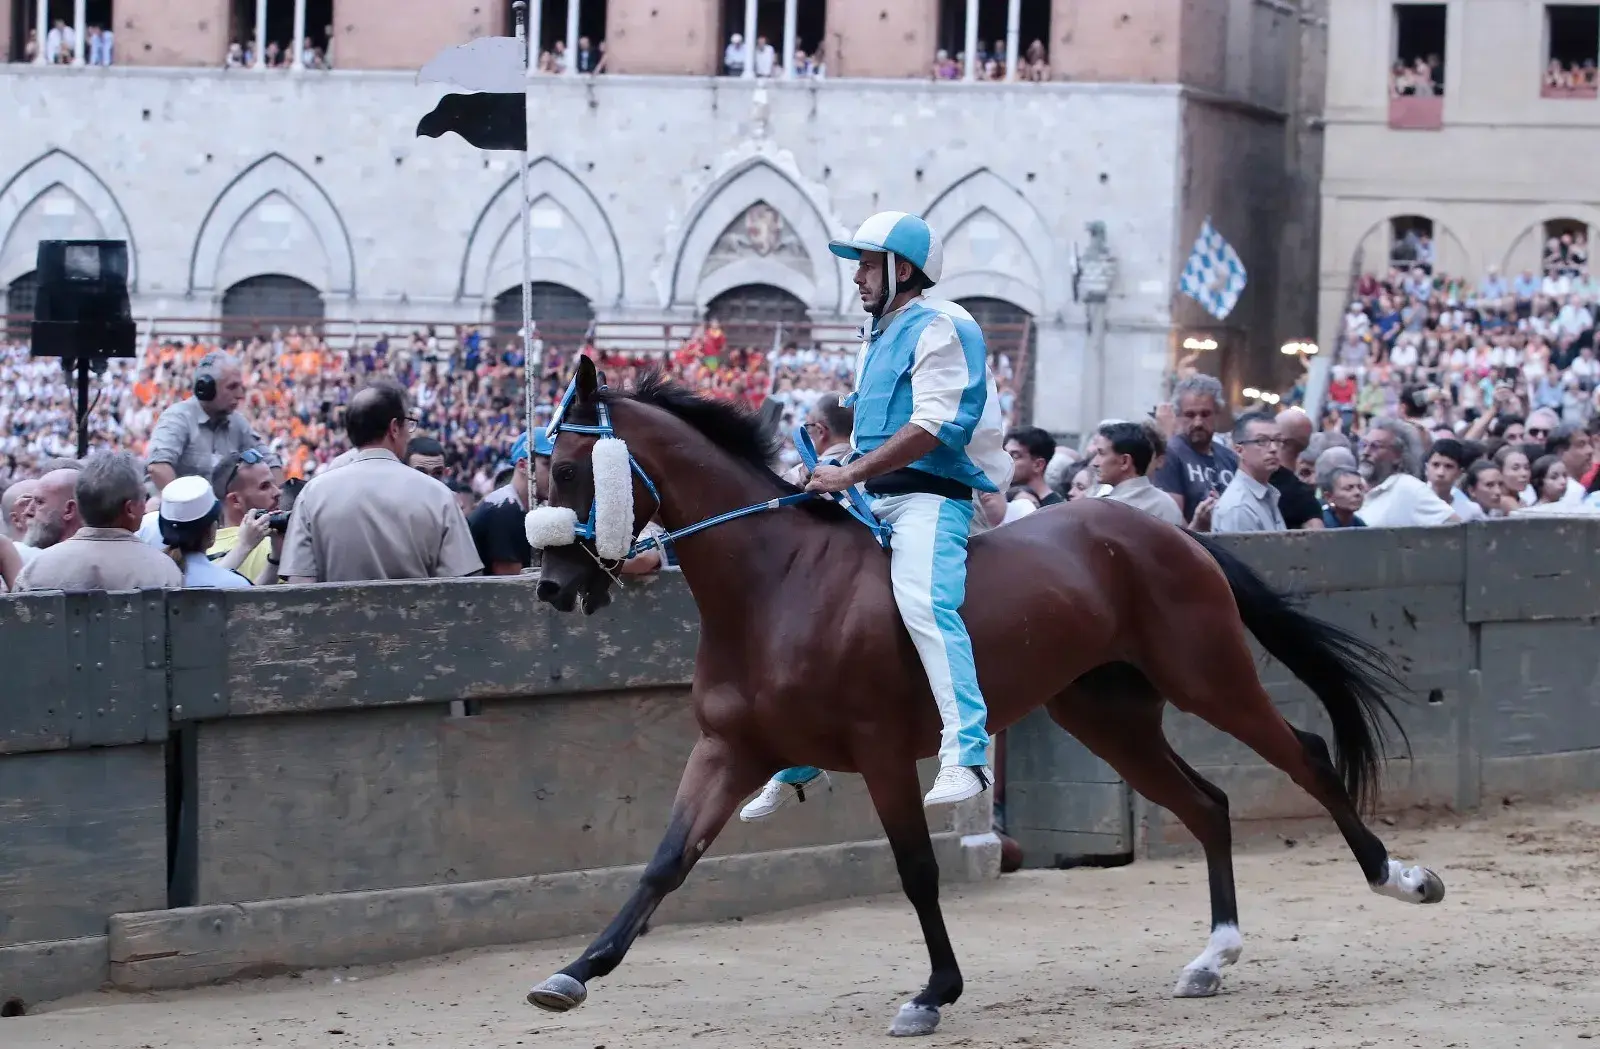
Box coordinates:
[574,354,599,402]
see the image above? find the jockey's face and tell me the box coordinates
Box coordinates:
[853,250,915,317]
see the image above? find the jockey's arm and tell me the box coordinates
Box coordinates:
[838,424,942,486]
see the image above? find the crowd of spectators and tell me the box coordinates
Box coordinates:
[930,39,1049,81]
[21,19,114,64]
[721,34,823,78]
[225,27,335,70]
[1545,58,1597,92]
[1390,54,1443,96]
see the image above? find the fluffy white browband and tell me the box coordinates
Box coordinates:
[590,437,635,560]
[525,505,578,549]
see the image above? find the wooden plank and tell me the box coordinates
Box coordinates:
[0,745,167,946]
[209,576,700,718]
[0,935,107,1009]
[192,697,964,903]
[1465,518,1600,623]
[1479,621,1600,758]
[0,591,167,756]
[111,832,986,992]
[1216,526,1465,593]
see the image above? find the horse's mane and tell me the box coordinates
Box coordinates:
[601,370,849,523]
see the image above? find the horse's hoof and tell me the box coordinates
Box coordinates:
[1418,867,1446,904]
[1173,967,1222,998]
[888,1002,941,1037]
[526,974,588,1012]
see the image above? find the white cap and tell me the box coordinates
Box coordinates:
[159,475,219,524]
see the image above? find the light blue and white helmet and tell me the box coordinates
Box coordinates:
[828,212,944,306]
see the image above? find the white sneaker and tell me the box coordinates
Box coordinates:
[738,771,831,822]
[923,765,990,808]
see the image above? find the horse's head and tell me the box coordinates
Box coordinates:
[526,355,656,615]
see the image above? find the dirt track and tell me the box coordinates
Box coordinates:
[12,797,1600,1048]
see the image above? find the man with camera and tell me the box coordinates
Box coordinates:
[207,449,286,585]
[146,351,277,489]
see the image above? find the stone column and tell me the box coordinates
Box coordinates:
[254,0,267,68]
[527,0,543,75]
[72,0,86,64]
[564,0,579,74]
[1005,0,1019,80]
[291,0,307,68]
[962,0,978,81]
[742,0,757,77]
[781,0,797,78]
[35,0,48,64]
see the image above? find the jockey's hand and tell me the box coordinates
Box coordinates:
[805,464,854,494]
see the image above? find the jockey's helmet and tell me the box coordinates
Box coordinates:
[829,212,945,287]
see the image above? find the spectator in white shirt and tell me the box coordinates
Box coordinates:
[753,35,777,76]
[1357,416,1459,527]
[1458,459,1506,521]
[1544,424,1593,503]
[1424,437,1479,519]
[1089,421,1185,526]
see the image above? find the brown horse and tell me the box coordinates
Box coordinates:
[526,358,1445,1036]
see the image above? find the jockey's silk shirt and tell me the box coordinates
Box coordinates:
[846,295,1013,494]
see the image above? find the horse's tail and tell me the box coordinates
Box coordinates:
[1189,532,1409,812]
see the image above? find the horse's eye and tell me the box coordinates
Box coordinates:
[554,463,577,484]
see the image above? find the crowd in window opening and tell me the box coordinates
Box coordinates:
[535,36,607,74]
[1545,57,1598,91]
[721,34,822,78]
[930,39,1049,81]
[225,25,335,69]
[22,19,114,64]
[1390,54,1442,96]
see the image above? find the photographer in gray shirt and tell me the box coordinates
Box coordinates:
[146,351,276,489]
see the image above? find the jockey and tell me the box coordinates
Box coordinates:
[740,211,1013,821]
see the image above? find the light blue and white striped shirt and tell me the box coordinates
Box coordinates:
[845,295,1013,493]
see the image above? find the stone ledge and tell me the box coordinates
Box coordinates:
[0,936,108,1012]
[109,832,999,992]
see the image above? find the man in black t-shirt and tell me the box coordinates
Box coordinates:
[1003,427,1065,508]
[468,429,548,575]
[1267,407,1323,530]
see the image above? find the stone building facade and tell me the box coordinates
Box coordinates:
[2,0,1325,439]
[1319,0,1600,354]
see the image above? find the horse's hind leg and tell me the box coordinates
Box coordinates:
[859,755,964,1037]
[1148,656,1445,907]
[526,735,766,1012]
[1048,665,1243,998]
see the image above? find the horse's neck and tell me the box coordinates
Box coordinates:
[618,404,802,617]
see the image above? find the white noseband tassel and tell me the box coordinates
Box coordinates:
[525,505,578,549]
[590,437,635,561]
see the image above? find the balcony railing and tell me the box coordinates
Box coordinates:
[1388,94,1444,130]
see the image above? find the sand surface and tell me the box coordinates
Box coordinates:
[11,797,1600,1048]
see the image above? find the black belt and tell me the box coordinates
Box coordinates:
[864,468,972,501]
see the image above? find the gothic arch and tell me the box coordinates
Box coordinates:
[460,156,624,307]
[188,153,356,297]
[0,149,138,289]
[1500,206,1600,275]
[667,158,844,314]
[922,168,1051,316]
[1342,200,1475,277]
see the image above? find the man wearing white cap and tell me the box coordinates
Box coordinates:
[740,211,1013,820]
[157,476,252,589]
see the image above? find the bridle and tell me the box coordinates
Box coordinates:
[526,377,890,570]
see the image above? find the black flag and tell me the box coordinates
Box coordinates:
[416,92,526,152]
[415,35,527,152]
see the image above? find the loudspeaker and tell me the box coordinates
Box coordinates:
[29,240,137,361]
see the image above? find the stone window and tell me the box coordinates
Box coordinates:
[1544,5,1600,98]
[221,274,324,343]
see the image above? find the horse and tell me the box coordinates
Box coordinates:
[524,357,1446,1037]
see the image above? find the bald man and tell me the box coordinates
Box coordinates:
[2,479,37,540]
[22,469,86,550]
[1270,407,1324,530]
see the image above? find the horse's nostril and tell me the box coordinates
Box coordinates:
[536,579,561,602]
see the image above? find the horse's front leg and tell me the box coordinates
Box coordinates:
[527,734,764,1012]
[861,758,965,1037]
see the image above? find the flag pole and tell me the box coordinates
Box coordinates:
[513,0,536,458]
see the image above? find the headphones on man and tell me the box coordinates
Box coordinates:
[194,353,220,402]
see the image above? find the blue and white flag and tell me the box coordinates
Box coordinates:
[1179,218,1247,320]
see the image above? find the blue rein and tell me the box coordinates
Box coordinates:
[544,382,892,561]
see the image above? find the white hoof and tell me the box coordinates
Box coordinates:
[1173,966,1222,998]
[888,1002,941,1037]
[1174,922,1241,998]
[1371,860,1447,904]
[527,973,588,1012]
